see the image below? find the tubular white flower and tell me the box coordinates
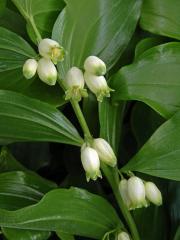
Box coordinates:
[145,182,162,206]
[84,72,113,102]
[37,58,57,86]
[65,67,88,101]
[38,38,64,64]
[117,232,131,240]
[119,179,132,209]
[84,56,106,76]
[127,176,147,209]
[23,59,38,79]
[81,144,102,182]
[92,138,117,167]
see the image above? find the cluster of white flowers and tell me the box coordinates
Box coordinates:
[65,56,113,102]
[119,176,162,210]
[23,38,64,85]
[80,138,117,181]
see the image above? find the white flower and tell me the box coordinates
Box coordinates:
[117,232,131,240]
[81,144,102,182]
[65,67,88,101]
[127,176,148,209]
[38,38,64,64]
[119,179,132,209]
[23,59,38,79]
[92,138,117,167]
[145,182,162,206]
[37,58,57,86]
[84,56,106,76]
[84,72,113,102]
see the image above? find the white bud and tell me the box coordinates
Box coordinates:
[117,232,131,240]
[84,56,106,76]
[23,59,38,79]
[128,176,147,209]
[65,67,88,101]
[81,144,102,182]
[37,58,57,86]
[84,72,113,102]
[145,182,162,206]
[92,138,117,167]
[38,38,64,64]
[119,179,132,209]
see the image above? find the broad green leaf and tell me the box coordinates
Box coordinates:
[0,188,121,239]
[0,171,56,210]
[0,90,83,146]
[0,0,6,16]
[99,99,125,155]
[52,0,142,78]
[174,226,180,240]
[11,0,65,43]
[2,228,51,240]
[112,42,180,119]
[0,27,65,106]
[121,110,180,180]
[140,0,180,40]
[134,37,166,60]
[0,147,26,173]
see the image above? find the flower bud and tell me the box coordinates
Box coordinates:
[127,176,147,209]
[84,56,106,76]
[84,72,113,102]
[38,38,65,64]
[23,59,38,79]
[81,144,102,182]
[37,58,57,86]
[145,182,162,206]
[119,179,132,209]
[117,232,131,240]
[92,138,117,167]
[65,67,88,101]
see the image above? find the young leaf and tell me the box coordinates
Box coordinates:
[121,110,180,181]
[140,0,180,40]
[0,90,83,146]
[52,0,142,78]
[11,0,65,43]
[112,42,180,119]
[0,188,121,239]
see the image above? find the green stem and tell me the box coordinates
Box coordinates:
[29,16,42,43]
[101,165,140,240]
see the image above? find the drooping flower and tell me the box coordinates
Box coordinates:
[145,182,162,206]
[23,59,38,79]
[84,56,106,76]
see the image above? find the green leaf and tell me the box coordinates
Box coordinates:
[52,0,142,78]
[0,90,83,146]
[0,171,56,210]
[140,0,180,40]
[0,147,26,173]
[11,0,65,43]
[0,27,65,106]
[99,99,125,155]
[174,226,180,240]
[112,42,180,119]
[134,37,166,60]
[56,232,75,240]
[121,110,180,181]
[2,228,51,240]
[0,188,121,239]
